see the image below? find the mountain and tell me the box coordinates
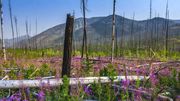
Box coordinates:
[5,35,30,48]
[28,17,106,48]
[173,20,180,24]
[16,15,180,49]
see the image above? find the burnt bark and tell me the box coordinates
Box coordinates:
[81,0,88,60]
[62,14,74,77]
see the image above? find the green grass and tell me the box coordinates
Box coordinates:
[0,48,62,59]
[0,47,179,61]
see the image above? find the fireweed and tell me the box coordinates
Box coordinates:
[150,73,159,86]
[0,59,179,100]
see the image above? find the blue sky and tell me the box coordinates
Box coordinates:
[2,0,180,38]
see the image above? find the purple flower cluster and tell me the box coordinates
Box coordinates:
[36,91,45,101]
[150,73,159,86]
[0,91,21,101]
[136,68,141,75]
[84,85,93,95]
[121,79,130,87]
[160,68,170,76]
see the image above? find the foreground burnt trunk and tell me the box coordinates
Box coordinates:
[62,14,74,77]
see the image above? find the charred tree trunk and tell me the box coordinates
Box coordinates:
[62,14,74,77]
[72,11,76,56]
[81,0,88,60]
[111,0,116,62]
[165,0,169,58]
[0,0,7,61]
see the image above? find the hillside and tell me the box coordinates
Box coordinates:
[14,15,180,49]
[5,35,30,48]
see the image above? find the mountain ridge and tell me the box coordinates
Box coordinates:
[10,15,180,48]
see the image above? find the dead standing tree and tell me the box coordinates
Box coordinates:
[149,0,153,56]
[111,0,116,62]
[165,0,169,58]
[120,13,125,57]
[62,14,74,77]
[8,0,15,50]
[0,0,6,61]
[81,0,88,60]
[72,11,76,56]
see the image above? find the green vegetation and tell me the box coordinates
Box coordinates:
[0,49,61,59]
[0,56,179,100]
[0,48,179,61]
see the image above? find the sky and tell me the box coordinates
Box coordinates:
[1,0,180,39]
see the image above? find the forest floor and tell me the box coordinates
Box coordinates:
[0,56,179,77]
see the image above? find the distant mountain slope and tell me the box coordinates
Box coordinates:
[5,35,30,48]
[173,20,180,23]
[15,15,180,48]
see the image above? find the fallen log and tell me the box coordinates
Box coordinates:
[0,76,148,89]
